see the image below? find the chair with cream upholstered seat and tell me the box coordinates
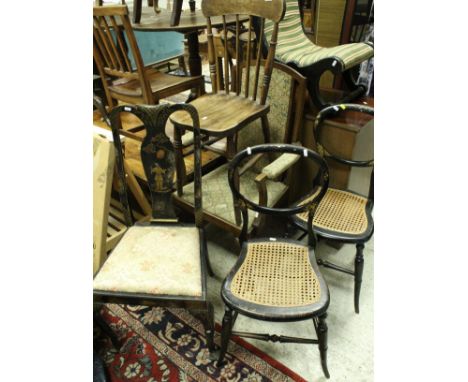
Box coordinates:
[264,0,374,110]
[290,103,374,314]
[217,143,331,379]
[93,103,214,352]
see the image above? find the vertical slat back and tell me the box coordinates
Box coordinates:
[243,16,253,98]
[93,5,152,102]
[252,17,264,101]
[235,15,241,95]
[205,17,218,93]
[222,16,230,94]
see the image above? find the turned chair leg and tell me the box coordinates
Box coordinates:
[354,243,365,314]
[204,302,215,352]
[316,314,330,379]
[218,306,234,364]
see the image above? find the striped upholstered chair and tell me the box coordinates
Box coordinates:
[264,0,374,110]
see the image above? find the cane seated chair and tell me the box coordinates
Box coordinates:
[170,0,287,161]
[218,143,331,379]
[291,103,374,313]
[93,5,204,108]
[173,62,308,236]
[93,103,214,351]
[264,0,374,110]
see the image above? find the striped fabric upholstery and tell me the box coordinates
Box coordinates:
[265,0,373,70]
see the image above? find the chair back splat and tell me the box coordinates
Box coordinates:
[203,0,286,104]
[109,104,203,225]
[228,143,329,247]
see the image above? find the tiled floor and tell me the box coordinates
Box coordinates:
[206,226,374,382]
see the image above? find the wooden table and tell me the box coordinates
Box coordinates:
[131,6,244,78]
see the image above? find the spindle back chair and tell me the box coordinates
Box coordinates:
[170,0,287,158]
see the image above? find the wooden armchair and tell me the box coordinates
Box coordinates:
[217,143,331,379]
[93,4,204,108]
[172,62,309,236]
[291,103,374,313]
[264,0,374,110]
[93,103,214,352]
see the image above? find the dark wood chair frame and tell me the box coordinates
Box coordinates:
[218,143,332,379]
[93,103,215,352]
[291,103,374,313]
[133,0,197,26]
[257,0,373,110]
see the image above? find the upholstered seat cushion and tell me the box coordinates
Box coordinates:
[93,225,202,297]
[229,241,322,307]
[174,164,287,229]
[297,188,370,235]
[265,0,373,70]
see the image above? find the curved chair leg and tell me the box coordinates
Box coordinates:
[217,306,234,365]
[354,243,365,313]
[316,314,330,379]
[306,70,330,111]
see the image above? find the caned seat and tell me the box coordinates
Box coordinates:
[93,225,202,297]
[222,239,328,320]
[294,188,373,240]
[218,144,331,378]
[174,164,287,231]
[290,104,374,314]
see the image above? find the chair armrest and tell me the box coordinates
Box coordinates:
[260,152,301,180]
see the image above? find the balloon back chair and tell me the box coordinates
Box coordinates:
[291,103,374,313]
[264,0,374,110]
[93,103,214,352]
[218,143,332,379]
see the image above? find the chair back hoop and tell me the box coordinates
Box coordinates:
[229,144,329,216]
[203,1,285,104]
[229,144,329,242]
[314,103,374,167]
[109,104,203,226]
[93,5,150,101]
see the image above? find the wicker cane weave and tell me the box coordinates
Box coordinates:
[230,241,321,307]
[298,188,369,235]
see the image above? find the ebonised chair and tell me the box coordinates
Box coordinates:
[264,0,374,110]
[218,143,332,379]
[93,103,214,352]
[291,103,374,313]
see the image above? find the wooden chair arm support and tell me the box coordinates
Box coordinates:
[253,173,268,230]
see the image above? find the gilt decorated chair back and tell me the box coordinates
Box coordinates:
[109,104,203,226]
[202,0,286,104]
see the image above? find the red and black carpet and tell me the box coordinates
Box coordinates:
[95,304,306,382]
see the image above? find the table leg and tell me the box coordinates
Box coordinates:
[186,31,205,100]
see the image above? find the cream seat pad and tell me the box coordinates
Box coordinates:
[93,225,202,297]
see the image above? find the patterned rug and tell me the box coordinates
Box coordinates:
[95,304,307,382]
